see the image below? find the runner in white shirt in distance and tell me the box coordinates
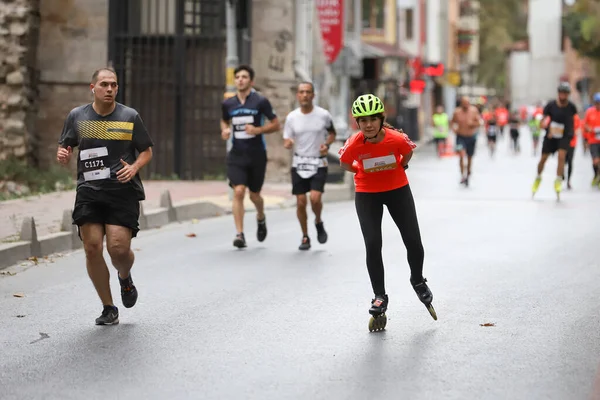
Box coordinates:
[283,82,336,250]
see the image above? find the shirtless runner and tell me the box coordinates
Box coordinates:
[451,96,481,186]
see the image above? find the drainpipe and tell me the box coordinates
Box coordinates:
[225,0,239,101]
[225,0,238,198]
[420,0,430,141]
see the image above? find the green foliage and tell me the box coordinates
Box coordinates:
[148,172,180,181]
[0,156,76,201]
[580,17,596,41]
[477,0,528,91]
[563,7,600,60]
[202,172,226,181]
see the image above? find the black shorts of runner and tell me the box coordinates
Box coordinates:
[590,143,600,159]
[542,136,572,154]
[487,134,497,143]
[433,137,447,145]
[510,128,519,139]
[227,150,267,193]
[456,135,477,157]
[291,167,327,195]
[72,187,140,238]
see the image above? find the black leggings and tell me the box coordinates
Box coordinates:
[355,185,425,296]
[565,147,575,181]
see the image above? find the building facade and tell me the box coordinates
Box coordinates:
[508,0,565,109]
[1,0,230,181]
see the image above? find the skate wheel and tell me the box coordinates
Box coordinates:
[427,304,438,321]
[368,314,387,332]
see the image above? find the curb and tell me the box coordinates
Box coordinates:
[0,181,355,271]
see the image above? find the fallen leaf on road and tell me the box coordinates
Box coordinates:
[13,293,25,298]
[0,271,15,276]
[28,256,38,265]
[15,315,25,318]
[191,219,199,224]
[480,322,495,327]
[186,233,197,238]
[30,332,50,344]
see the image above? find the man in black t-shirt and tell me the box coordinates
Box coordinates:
[221,65,280,248]
[57,68,154,325]
[531,82,578,199]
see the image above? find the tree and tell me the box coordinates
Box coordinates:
[563,0,600,60]
[476,0,528,91]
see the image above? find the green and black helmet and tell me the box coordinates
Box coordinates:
[352,94,385,117]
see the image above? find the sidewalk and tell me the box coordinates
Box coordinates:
[0,134,428,246]
[0,181,294,243]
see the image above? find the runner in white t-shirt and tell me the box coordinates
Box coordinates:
[283,82,336,250]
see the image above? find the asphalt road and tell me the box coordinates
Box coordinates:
[1,130,600,400]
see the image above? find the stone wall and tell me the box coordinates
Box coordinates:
[0,0,40,161]
[252,0,297,182]
[35,0,108,169]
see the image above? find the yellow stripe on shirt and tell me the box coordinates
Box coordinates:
[77,121,134,141]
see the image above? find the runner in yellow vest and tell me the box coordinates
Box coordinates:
[432,105,449,157]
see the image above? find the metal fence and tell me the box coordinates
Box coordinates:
[108,0,227,180]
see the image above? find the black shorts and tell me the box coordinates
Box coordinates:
[291,167,327,195]
[433,137,447,144]
[541,136,572,155]
[72,187,140,238]
[590,143,600,159]
[510,129,519,139]
[487,134,497,143]
[456,135,477,157]
[227,150,267,193]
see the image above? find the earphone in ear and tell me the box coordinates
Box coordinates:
[92,88,95,94]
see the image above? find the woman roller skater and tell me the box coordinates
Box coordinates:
[338,94,437,332]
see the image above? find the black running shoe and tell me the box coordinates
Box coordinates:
[95,305,119,325]
[298,235,311,251]
[315,221,328,244]
[257,217,267,242]
[119,273,138,308]
[411,277,433,304]
[233,233,247,248]
[369,294,389,316]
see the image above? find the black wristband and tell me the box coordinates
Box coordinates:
[403,164,409,170]
[325,143,331,149]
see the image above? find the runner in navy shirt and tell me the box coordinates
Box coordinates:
[220,65,280,248]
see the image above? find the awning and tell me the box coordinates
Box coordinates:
[361,42,413,59]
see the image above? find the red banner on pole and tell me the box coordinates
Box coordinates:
[317,0,344,64]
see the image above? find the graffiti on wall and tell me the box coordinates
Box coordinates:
[268,29,293,73]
